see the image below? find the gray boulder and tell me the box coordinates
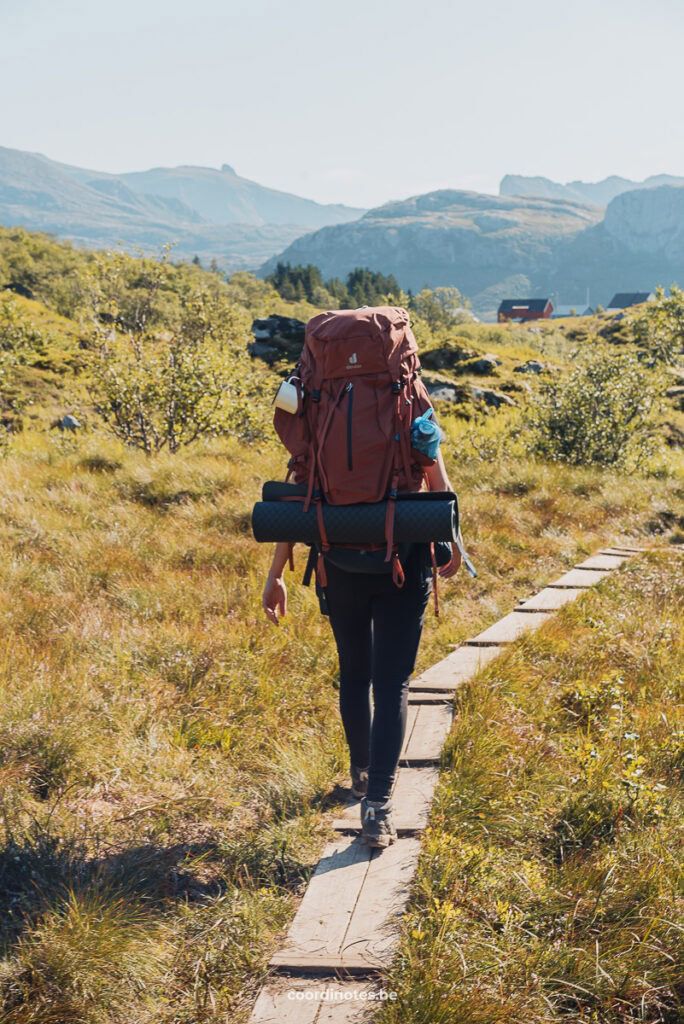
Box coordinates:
[420,342,479,371]
[249,314,306,364]
[467,353,502,375]
[422,375,470,405]
[513,360,546,374]
[50,414,81,432]
[469,386,517,408]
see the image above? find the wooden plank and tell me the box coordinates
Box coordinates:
[402,703,419,749]
[249,978,378,1023]
[599,547,639,556]
[547,568,610,588]
[517,587,584,612]
[410,644,501,691]
[332,767,439,832]
[271,838,421,973]
[269,954,385,974]
[407,691,454,704]
[400,704,452,762]
[342,838,422,964]
[575,554,628,570]
[466,610,552,645]
[271,838,371,965]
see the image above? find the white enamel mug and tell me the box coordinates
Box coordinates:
[274,376,300,415]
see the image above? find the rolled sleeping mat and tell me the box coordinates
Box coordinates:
[261,480,456,504]
[252,493,459,545]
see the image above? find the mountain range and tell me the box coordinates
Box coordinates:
[261,183,684,317]
[500,173,684,207]
[0,146,364,270]
[2,145,684,318]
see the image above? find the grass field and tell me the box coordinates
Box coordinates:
[0,431,681,1023]
[382,551,683,1024]
[0,232,682,1022]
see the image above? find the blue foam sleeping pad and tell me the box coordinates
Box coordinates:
[252,483,458,545]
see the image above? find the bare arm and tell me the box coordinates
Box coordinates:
[262,541,291,625]
[423,450,463,578]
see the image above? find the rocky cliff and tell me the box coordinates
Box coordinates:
[260,190,602,314]
[262,184,684,317]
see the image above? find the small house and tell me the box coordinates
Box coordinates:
[497,298,553,323]
[606,292,655,313]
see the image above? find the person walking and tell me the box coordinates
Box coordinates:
[261,443,462,848]
[258,305,464,848]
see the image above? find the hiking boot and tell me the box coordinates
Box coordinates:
[350,764,369,800]
[360,798,397,848]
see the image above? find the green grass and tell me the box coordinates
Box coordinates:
[0,230,681,1022]
[0,429,681,1022]
[379,552,683,1024]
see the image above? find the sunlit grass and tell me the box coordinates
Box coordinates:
[380,552,683,1024]
[0,428,681,1021]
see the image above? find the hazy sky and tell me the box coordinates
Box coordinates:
[2,0,684,209]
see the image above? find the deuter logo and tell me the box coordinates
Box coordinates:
[347,352,358,365]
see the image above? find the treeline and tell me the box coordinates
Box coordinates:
[265,261,473,329]
[265,262,402,308]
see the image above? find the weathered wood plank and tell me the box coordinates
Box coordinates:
[342,838,422,964]
[332,767,439,832]
[575,554,628,570]
[599,547,640,556]
[407,691,454,704]
[270,838,421,972]
[410,644,501,690]
[466,610,552,645]
[271,838,371,965]
[547,568,610,588]
[517,587,584,612]
[401,704,452,762]
[249,978,378,1023]
[268,954,384,974]
[402,703,419,748]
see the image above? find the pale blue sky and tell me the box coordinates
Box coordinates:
[2,0,684,208]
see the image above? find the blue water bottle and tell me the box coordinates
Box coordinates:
[410,408,444,460]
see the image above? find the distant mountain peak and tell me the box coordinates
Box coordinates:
[221,164,236,175]
[500,173,684,207]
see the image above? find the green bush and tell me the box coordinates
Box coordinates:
[631,284,684,365]
[532,352,663,468]
[88,255,269,453]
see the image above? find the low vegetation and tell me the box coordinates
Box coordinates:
[0,228,681,1022]
[382,552,683,1024]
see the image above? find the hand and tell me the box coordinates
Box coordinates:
[439,540,462,578]
[262,575,287,625]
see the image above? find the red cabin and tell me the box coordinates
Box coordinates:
[497,298,553,323]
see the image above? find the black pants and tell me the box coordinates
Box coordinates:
[324,548,432,803]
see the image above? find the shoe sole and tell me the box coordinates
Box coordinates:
[360,832,397,848]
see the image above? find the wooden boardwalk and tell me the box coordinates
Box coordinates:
[248,547,642,1022]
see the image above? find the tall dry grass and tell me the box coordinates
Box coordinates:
[0,428,681,1022]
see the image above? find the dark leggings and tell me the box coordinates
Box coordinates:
[324,550,432,802]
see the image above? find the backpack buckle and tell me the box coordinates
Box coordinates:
[391,381,402,394]
[312,389,321,403]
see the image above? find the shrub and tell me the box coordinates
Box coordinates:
[631,284,684,365]
[532,352,663,468]
[87,255,269,452]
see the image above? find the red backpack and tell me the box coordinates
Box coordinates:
[273,306,435,585]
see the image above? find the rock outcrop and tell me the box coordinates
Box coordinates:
[260,190,602,318]
[249,315,306,364]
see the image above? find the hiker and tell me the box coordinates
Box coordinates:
[260,306,464,848]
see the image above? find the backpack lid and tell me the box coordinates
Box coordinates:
[304,306,418,382]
